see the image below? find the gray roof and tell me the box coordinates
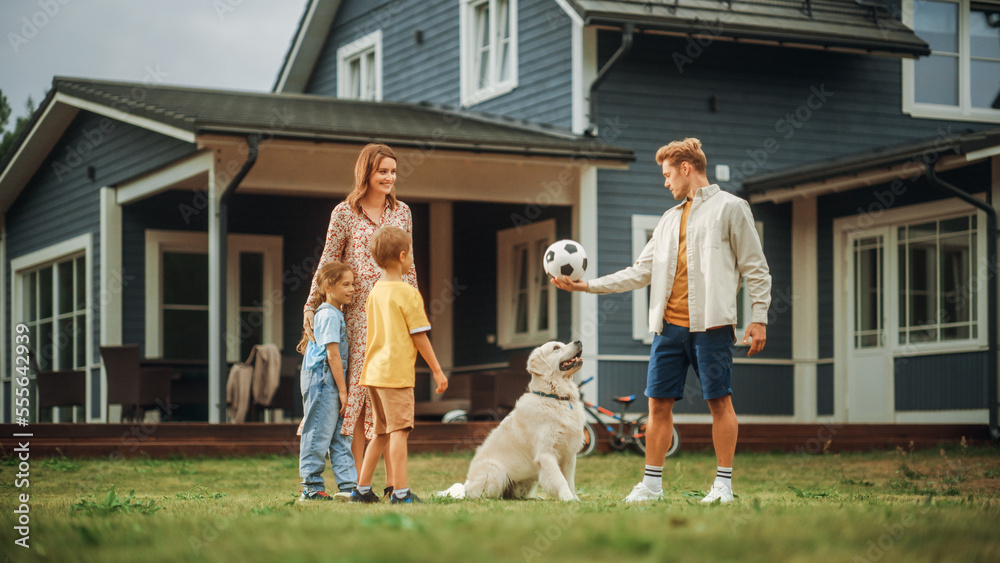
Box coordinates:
[44,77,634,161]
[743,127,1000,194]
[565,0,929,57]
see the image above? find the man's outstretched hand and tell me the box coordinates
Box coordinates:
[550,275,588,292]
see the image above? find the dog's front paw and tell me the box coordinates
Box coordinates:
[558,490,579,502]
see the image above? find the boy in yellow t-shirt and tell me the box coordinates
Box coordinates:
[350,226,448,504]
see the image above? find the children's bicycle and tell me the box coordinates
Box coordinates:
[576,377,680,458]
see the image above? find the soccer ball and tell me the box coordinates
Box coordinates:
[543,240,588,282]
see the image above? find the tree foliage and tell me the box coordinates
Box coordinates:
[0,89,37,162]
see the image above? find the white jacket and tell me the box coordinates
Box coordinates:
[587,184,771,334]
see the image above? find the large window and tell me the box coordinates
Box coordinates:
[460,0,518,106]
[897,215,978,345]
[10,235,91,423]
[904,0,1000,122]
[337,30,382,101]
[145,231,283,362]
[497,219,555,348]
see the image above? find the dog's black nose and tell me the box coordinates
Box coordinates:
[572,340,582,346]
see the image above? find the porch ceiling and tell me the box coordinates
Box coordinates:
[201,137,597,205]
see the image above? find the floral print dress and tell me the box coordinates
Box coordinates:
[304,199,417,439]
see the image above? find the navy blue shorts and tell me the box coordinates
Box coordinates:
[646,323,735,401]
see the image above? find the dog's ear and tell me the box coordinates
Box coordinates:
[527,347,548,376]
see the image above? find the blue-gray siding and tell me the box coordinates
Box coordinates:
[4,111,195,421]
[307,0,573,128]
[895,353,989,411]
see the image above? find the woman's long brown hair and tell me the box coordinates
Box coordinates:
[345,143,398,215]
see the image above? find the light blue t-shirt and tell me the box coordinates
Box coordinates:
[304,303,349,374]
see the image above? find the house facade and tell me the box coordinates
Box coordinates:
[3,0,998,432]
[272,0,999,430]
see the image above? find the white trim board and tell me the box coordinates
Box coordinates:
[116,151,213,205]
[53,93,195,143]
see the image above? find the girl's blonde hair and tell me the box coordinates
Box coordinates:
[345,143,398,215]
[296,261,353,355]
[655,137,707,174]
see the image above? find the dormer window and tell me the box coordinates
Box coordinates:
[460,0,518,106]
[903,0,1000,123]
[337,30,382,101]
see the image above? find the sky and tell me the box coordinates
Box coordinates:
[0,0,310,132]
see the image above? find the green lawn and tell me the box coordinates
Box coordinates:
[2,446,999,562]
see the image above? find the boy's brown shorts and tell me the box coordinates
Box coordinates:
[367,386,414,435]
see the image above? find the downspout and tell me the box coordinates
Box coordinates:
[925,162,999,440]
[214,136,258,422]
[586,23,633,137]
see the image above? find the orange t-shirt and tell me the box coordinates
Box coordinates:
[664,199,693,327]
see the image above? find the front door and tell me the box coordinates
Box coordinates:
[845,229,894,422]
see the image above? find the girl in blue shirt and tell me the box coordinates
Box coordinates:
[296,261,357,501]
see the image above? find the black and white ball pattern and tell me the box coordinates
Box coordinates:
[543,239,588,282]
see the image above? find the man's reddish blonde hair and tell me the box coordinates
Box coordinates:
[655,138,707,174]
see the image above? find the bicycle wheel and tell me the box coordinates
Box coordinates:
[578,422,597,457]
[632,415,681,457]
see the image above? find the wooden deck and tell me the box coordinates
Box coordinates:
[0,422,994,458]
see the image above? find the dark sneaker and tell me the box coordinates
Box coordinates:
[298,490,333,502]
[383,486,394,500]
[389,490,422,504]
[349,488,381,503]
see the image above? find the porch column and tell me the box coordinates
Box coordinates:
[993,155,1000,434]
[428,201,453,397]
[208,164,224,423]
[576,165,599,405]
[98,187,123,422]
[792,196,818,422]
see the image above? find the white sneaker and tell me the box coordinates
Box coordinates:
[699,482,734,504]
[623,482,663,502]
[332,491,352,502]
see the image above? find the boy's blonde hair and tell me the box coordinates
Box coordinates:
[370,226,411,269]
[655,138,707,174]
[296,260,354,355]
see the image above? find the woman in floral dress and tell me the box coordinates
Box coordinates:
[303,143,417,479]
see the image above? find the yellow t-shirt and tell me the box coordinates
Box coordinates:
[361,280,431,388]
[664,198,693,327]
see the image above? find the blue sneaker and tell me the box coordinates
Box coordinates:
[349,488,380,503]
[389,490,422,504]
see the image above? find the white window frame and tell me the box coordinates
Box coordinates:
[902,0,1000,124]
[460,0,519,106]
[834,197,988,358]
[144,230,283,362]
[497,219,556,349]
[337,29,383,101]
[9,234,94,421]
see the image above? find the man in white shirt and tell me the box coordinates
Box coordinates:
[552,138,771,504]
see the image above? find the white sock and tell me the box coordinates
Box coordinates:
[642,465,663,493]
[393,487,409,499]
[715,467,732,489]
[356,485,371,494]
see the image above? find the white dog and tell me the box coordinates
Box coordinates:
[442,340,586,501]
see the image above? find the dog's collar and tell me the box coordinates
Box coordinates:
[532,390,574,409]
